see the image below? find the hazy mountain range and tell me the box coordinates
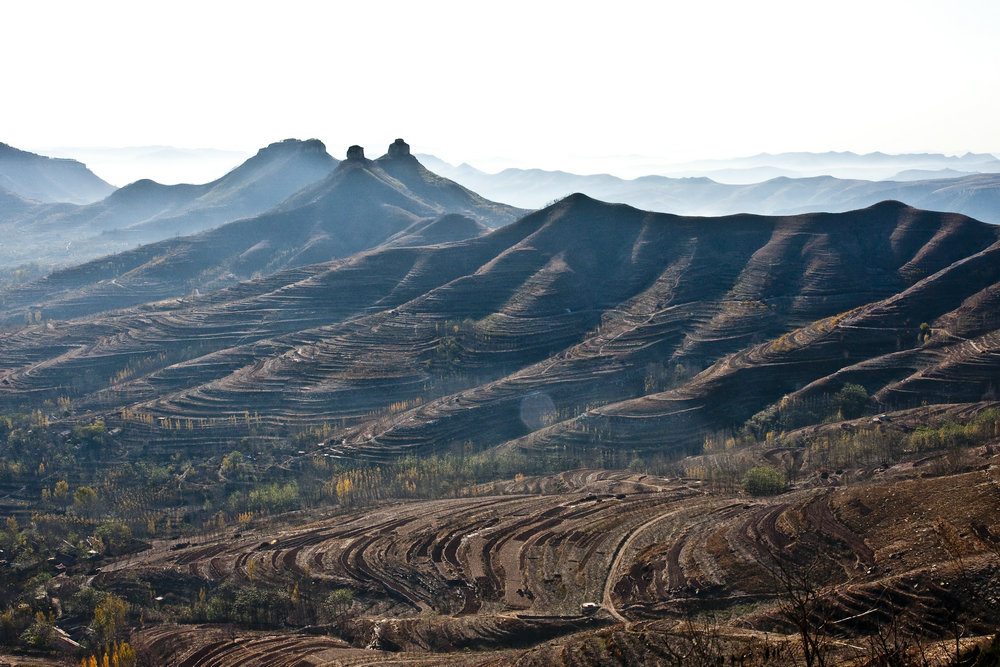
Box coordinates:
[3,139,1000,663]
[0,139,522,320]
[0,142,115,204]
[653,149,1000,182]
[527,149,1000,182]
[4,142,1000,278]
[33,145,251,187]
[419,154,1000,221]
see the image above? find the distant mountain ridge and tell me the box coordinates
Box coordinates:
[35,145,251,187]
[0,142,115,204]
[667,149,1000,180]
[417,155,1000,223]
[0,138,339,269]
[0,140,524,321]
[420,149,1000,183]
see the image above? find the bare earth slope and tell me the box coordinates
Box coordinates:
[1,198,997,465]
[102,463,1000,665]
[5,190,1000,664]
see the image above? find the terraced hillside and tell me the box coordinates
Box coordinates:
[95,461,1000,664]
[507,219,1000,457]
[1,198,998,467]
[5,187,1000,663]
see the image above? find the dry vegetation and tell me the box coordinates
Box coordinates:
[2,200,1000,663]
[96,449,1000,666]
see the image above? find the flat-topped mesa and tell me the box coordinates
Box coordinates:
[346,145,365,160]
[300,138,327,154]
[264,137,326,151]
[251,138,330,161]
[387,138,411,158]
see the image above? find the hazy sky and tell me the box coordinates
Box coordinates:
[4,0,999,175]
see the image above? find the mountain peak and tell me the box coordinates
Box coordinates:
[346,145,366,161]
[387,138,411,158]
[867,199,911,211]
[256,138,327,157]
[553,192,602,209]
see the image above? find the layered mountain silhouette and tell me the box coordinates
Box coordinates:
[5,142,1000,663]
[661,150,1000,181]
[2,195,998,467]
[462,150,1000,183]
[0,142,115,204]
[0,138,339,270]
[0,140,523,321]
[420,156,1000,222]
[0,185,41,224]
[38,145,251,187]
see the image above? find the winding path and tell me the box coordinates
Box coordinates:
[602,502,687,623]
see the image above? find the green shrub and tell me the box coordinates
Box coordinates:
[833,383,868,419]
[742,466,785,496]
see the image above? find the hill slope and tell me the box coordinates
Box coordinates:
[0,142,115,204]
[1,198,997,465]
[0,141,523,322]
[120,463,1000,663]
[3,196,1000,662]
[0,138,339,270]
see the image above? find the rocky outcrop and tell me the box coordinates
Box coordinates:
[387,138,411,158]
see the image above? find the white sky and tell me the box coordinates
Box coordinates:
[4,0,999,176]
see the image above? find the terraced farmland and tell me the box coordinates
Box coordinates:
[4,199,998,469]
[5,193,1000,663]
[96,465,1000,664]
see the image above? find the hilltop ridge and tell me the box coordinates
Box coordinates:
[0,140,524,320]
[0,138,340,270]
[0,141,115,204]
[3,197,997,463]
[421,154,1000,221]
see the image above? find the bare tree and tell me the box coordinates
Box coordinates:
[757,544,834,667]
